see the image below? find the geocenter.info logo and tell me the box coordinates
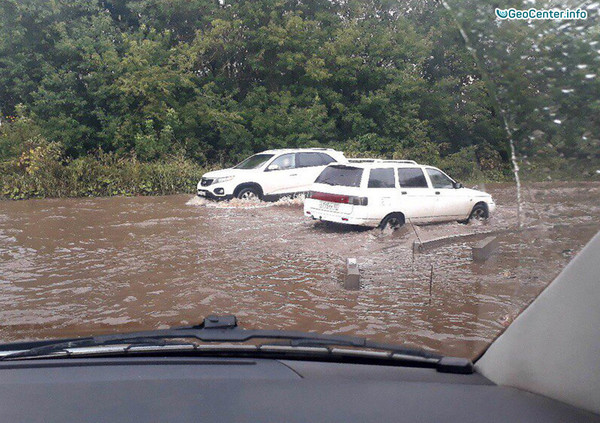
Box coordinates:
[495,8,588,20]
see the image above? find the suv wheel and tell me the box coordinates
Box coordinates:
[237,187,260,200]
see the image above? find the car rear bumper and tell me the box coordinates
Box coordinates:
[304,199,377,227]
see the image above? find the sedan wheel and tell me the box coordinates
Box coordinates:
[469,204,489,221]
[380,214,404,230]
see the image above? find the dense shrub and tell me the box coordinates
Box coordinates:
[0,140,204,200]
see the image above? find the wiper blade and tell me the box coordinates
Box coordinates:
[0,337,196,361]
[0,315,470,373]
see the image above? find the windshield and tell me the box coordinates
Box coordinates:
[233,154,274,169]
[0,0,598,361]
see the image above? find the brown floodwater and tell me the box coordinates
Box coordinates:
[0,182,598,359]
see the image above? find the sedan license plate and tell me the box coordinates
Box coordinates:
[198,191,206,196]
[320,201,339,212]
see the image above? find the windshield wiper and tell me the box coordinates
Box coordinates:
[0,315,472,373]
[0,336,199,361]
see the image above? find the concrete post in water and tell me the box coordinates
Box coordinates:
[344,258,360,290]
[413,240,422,254]
[472,236,499,262]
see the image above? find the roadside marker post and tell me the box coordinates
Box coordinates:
[344,258,360,290]
[472,236,499,262]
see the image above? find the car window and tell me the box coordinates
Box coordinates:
[397,168,428,188]
[315,165,363,187]
[296,152,326,168]
[368,168,395,188]
[233,154,275,169]
[318,153,336,165]
[426,168,454,189]
[268,153,296,170]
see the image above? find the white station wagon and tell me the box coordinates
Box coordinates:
[198,148,347,201]
[304,160,496,229]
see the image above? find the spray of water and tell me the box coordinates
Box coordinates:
[186,194,306,209]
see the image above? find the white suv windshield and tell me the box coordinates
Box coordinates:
[234,154,274,169]
[315,165,363,187]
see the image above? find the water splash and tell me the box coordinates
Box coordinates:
[186,195,305,209]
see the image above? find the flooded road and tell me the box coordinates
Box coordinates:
[1,182,599,358]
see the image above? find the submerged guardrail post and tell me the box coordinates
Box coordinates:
[344,258,360,290]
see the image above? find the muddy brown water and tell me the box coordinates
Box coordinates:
[1,182,599,359]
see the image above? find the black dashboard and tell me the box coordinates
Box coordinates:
[0,356,598,422]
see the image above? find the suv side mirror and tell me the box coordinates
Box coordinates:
[453,182,463,189]
[267,164,280,171]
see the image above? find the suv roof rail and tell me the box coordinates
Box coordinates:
[347,158,377,163]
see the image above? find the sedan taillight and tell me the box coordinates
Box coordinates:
[309,191,368,206]
[348,196,368,206]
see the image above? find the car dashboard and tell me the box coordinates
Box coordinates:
[0,356,598,422]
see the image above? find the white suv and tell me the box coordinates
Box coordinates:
[304,160,496,228]
[197,149,347,201]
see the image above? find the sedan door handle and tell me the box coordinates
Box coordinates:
[290,174,298,176]
[401,191,407,195]
[435,191,440,195]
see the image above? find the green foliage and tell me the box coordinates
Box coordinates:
[1,0,598,199]
[0,136,204,200]
[439,0,600,178]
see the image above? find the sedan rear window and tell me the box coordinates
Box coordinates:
[315,165,363,187]
[397,168,428,188]
[233,154,274,169]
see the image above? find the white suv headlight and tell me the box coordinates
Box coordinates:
[212,176,234,184]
